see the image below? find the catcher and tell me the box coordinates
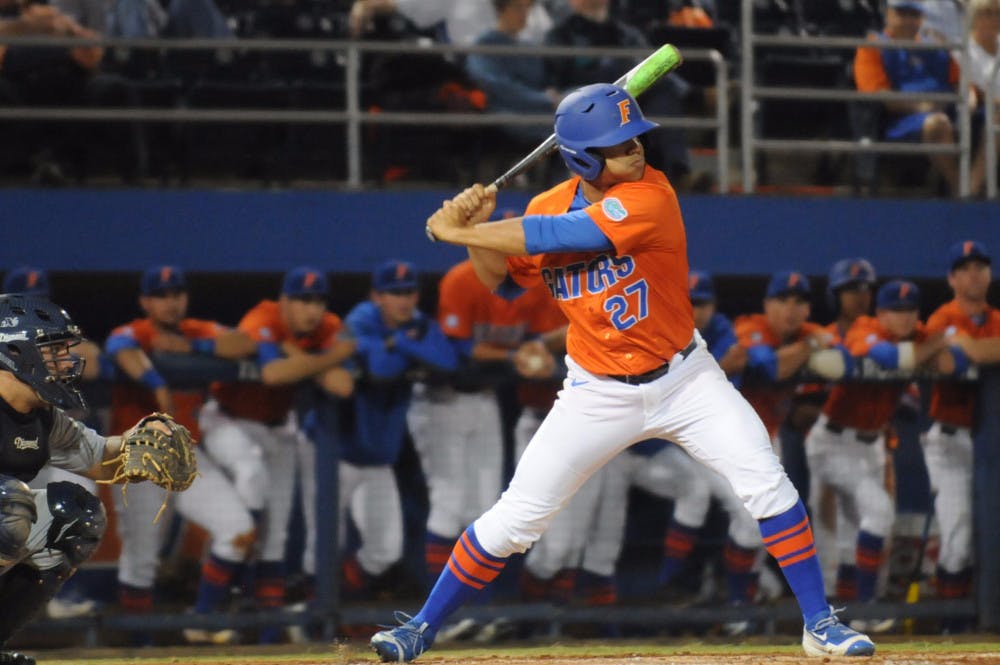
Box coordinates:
[0,294,197,665]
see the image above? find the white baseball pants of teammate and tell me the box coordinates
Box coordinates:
[408,386,503,539]
[921,421,973,574]
[338,460,404,576]
[471,336,800,560]
[199,399,298,563]
[804,414,895,542]
[114,447,256,588]
[809,479,862,591]
[632,444,762,550]
[514,408,628,580]
[297,432,318,577]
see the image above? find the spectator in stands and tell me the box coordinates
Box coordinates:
[545,0,692,183]
[967,0,1000,195]
[854,0,962,196]
[466,0,563,143]
[51,0,232,38]
[0,0,147,183]
[349,0,553,45]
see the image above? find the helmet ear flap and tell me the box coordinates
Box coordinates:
[556,145,604,181]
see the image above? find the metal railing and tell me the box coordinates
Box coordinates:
[740,0,973,197]
[986,58,1000,199]
[0,38,727,190]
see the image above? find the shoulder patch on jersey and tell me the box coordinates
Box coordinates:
[259,327,273,341]
[750,331,762,343]
[444,314,459,330]
[601,197,628,222]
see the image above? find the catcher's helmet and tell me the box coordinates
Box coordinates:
[554,83,658,181]
[826,258,876,312]
[0,294,86,410]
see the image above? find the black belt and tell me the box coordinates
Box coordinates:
[824,421,879,444]
[607,339,697,386]
[940,424,960,435]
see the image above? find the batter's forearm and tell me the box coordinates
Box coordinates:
[440,218,529,256]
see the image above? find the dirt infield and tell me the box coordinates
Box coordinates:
[33,638,1000,665]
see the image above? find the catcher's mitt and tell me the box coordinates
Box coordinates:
[102,412,198,494]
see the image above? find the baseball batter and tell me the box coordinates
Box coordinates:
[923,241,1000,602]
[371,83,875,660]
[104,266,258,643]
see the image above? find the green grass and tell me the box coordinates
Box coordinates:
[32,637,1000,664]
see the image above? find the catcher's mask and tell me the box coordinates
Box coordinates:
[0,294,86,411]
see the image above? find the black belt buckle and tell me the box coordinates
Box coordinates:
[608,338,697,385]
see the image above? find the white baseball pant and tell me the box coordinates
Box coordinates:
[804,414,895,540]
[114,447,255,587]
[338,460,403,576]
[921,421,973,573]
[199,400,298,562]
[407,386,503,539]
[472,338,799,560]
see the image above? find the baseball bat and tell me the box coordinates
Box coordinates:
[486,43,684,193]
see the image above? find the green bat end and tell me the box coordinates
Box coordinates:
[623,44,683,97]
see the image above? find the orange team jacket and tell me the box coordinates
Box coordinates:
[823,314,930,432]
[925,300,1000,428]
[505,166,693,376]
[212,300,342,425]
[108,318,225,438]
[734,314,824,437]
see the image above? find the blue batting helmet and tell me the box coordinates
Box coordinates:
[553,83,659,181]
[826,258,876,311]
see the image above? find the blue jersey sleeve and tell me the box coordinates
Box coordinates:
[393,319,459,372]
[705,314,738,362]
[522,210,614,254]
[257,341,283,367]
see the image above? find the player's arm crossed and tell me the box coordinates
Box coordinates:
[106,327,174,414]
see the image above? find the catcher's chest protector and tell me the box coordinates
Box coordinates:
[0,403,53,483]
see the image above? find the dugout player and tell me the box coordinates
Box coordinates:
[104,265,258,643]
[371,83,876,660]
[322,260,458,601]
[411,259,563,594]
[197,267,354,642]
[924,241,1000,603]
[0,294,179,665]
[805,280,947,632]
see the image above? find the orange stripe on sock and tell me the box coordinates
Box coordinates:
[761,516,809,546]
[451,535,502,584]
[202,559,233,586]
[765,523,815,560]
[778,545,816,567]
[460,533,505,571]
[447,558,485,590]
[665,535,696,554]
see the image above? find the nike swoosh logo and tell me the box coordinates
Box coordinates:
[571,379,588,387]
[812,631,827,640]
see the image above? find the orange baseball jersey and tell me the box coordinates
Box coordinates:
[925,300,1000,428]
[823,315,930,431]
[108,318,224,438]
[734,314,824,436]
[439,260,566,346]
[505,167,692,376]
[212,300,341,425]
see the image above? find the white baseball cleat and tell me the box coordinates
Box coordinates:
[802,606,875,657]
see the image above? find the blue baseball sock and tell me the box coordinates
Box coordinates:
[759,499,828,621]
[413,524,507,635]
[195,554,238,614]
[855,530,885,603]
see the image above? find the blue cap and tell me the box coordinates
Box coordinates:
[282,266,328,298]
[947,240,991,272]
[2,266,50,297]
[766,270,811,299]
[373,260,418,292]
[688,270,715,302]
[877,279,921,310]
[888,0,924,12]
[141,265,186,295]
